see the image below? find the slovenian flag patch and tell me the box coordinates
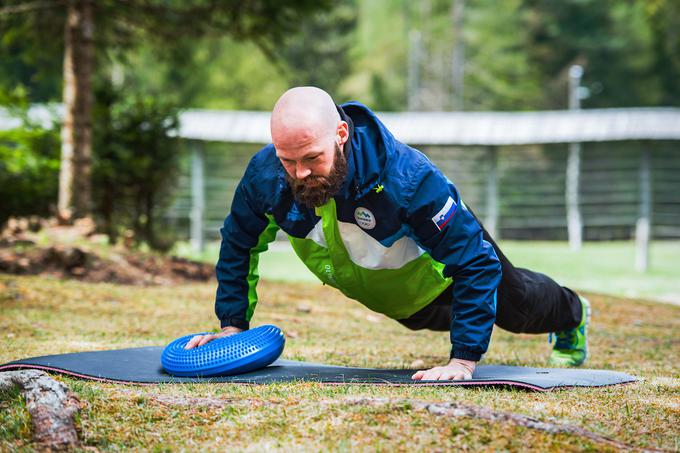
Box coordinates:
[432,196,457,230]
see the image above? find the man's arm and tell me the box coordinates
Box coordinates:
[403,153,502,379]
[187,154,279,349]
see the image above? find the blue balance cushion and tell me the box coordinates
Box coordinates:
[161,325,285,377]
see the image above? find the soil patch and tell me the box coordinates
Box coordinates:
[0,217,213,285]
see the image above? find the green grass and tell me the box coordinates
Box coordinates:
[0,274,679,451]
[500,240,680,305]
[175,239,680,304]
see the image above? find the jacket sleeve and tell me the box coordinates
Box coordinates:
[214,159,279,330]
[404,155,501,361]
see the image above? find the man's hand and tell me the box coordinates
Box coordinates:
[411,358,476,381]
[184,326,244,350]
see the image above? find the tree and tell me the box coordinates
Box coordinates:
[520,0,661,109]
[643,0,680,106]
[276,0,357,97]
[0,0,329,222]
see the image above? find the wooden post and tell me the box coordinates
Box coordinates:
[566,142,583,250]
[635,148,651,272]
[190,141,205,253]
[485,146,499,238]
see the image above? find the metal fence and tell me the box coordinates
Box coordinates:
[163,140,680,242]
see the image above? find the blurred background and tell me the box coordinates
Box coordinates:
[1,0,678,303]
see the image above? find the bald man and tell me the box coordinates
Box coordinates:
[187,87,590,380]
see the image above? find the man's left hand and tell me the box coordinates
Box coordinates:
[411,358,476,381]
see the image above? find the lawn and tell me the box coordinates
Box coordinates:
[1,274,678,451]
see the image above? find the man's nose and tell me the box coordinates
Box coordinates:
[295,163,311,180]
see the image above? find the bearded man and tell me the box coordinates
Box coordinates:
[186,87,590,381]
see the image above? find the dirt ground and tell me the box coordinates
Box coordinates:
[0,217,213,285]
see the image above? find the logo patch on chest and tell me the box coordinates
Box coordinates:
[354,207,376,230]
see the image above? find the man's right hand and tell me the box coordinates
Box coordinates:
[184,326,244,350]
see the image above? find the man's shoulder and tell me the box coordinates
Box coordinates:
[382,143,436,196]
[249,144,278,168]
[239,144,284,204]
[243,144,282,181]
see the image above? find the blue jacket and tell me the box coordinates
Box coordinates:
[215,102,501,361]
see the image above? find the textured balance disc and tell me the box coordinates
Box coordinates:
[161,325,285,377]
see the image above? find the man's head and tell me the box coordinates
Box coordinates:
[270,87,349,208]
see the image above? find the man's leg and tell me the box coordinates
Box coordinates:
[481,228,583,334]
[398,213,589,365]
[398,223,583,336]
[397,284,453,332]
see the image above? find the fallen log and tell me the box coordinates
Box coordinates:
[0,370,81,450]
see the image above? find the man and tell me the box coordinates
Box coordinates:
[186,86,590,381]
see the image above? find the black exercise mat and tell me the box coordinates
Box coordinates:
[0,347,636,391]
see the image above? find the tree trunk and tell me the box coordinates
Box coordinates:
[145,189,155,247]
[58,0,94,223]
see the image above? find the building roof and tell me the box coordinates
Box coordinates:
[3,105,680,146]
[178,107,680,145]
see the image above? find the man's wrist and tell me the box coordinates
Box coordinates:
[450,348,482,362]
[219,317,249,330]
[221,325,244,334]
[448,358,477,367]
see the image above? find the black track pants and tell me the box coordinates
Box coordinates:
[398,224,583,335]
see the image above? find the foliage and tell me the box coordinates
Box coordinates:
[113,0,359,110]
[0,87,60,223]
[522,0,653,108]
[276,0,358,98]
[0,83,182,250]
[2,0,679,112]
[643,0,680,105]
[0,3,64,103]
[115,38,289,111]
[464,0,542,110]
[340,0,409,110]
[92,82,181,250]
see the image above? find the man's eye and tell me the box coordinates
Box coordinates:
[304,156,319,162]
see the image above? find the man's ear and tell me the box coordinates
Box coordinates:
[336,121,349,145]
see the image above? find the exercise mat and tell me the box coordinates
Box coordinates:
[0,347,635,391]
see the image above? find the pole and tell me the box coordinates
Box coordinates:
[485,146,499,238]
[566,65,583,251]
[190,141,205,253]
[635,148,651,272]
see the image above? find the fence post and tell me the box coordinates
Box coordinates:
[566,143,583,250]
[635,147,651,272]
[566,65,584,250]
[485,146,499,238]
[190,141,205,253]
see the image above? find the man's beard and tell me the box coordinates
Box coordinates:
[285,143,348,209]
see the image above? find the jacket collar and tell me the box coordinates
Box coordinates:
[336,104,356,196]
[339,102,392,199]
